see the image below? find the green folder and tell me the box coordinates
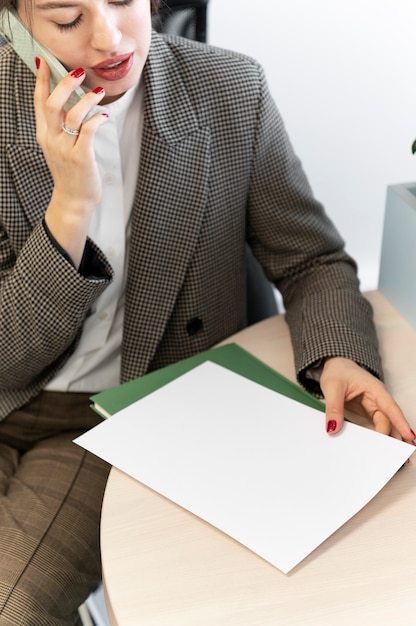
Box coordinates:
[90,343,325,418]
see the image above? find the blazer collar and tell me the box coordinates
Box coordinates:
[141,31,201,143]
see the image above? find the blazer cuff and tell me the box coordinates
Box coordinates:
[42,218,109,279]
[300,357,378,398]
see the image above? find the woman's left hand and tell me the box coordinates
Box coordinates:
[320,357,416,443]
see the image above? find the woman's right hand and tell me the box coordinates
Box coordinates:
[34,57,109,268]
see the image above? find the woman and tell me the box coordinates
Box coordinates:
[0,0,414,623]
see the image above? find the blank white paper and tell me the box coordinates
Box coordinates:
[75,361,414,573]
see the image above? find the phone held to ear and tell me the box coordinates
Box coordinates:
[0,7,84,111]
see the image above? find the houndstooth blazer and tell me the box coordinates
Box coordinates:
[0,31,382,420]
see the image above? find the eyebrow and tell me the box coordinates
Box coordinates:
[36,2,80,9]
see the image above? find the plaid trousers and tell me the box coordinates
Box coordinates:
[0,392,110,626]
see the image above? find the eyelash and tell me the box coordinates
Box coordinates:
[57,15,83,31]
[56,0,133,32]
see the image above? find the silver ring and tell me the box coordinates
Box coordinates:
[62,124,80,136]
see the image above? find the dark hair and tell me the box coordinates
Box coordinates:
[1,0,160,13]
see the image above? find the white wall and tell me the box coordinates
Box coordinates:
[208,0,416,290]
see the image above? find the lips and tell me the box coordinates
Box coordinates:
[91,52,134,81]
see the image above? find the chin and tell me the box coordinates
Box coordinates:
[101,93,125,104]
[102,74,142,104]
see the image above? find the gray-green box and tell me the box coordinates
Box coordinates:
[379,182,416,328]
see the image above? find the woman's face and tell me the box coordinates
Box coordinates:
[18,0,151,103]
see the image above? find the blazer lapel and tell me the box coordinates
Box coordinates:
[121,33,211,382]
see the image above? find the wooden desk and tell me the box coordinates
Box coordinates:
[100,291,416,625]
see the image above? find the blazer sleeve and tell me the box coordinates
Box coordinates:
[0,219,113,390]
[245,65,382,394]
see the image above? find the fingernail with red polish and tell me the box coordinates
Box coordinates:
[327,420,337,433]
[35,56,40,70]
[411,429,416,439]
[93,86,105,95]
[71,67,85,79]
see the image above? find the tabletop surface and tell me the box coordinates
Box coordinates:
[100,291,416,626]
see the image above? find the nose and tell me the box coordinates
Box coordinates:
[90,11,122,52]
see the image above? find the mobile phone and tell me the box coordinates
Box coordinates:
[0,7,85,111]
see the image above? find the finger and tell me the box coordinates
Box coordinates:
[384,406,414,443]
[43,67,87,131]
[390,425,403,441]
[321,378,346,435]
[70,112,109,146]
[371,409,391,436]
[33,56,51,134]
[62,87,106,137]
[363,389,415,443]
[40,67,102,135]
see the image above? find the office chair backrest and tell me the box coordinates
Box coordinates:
[152,0,209,43]
[153,0,278,324]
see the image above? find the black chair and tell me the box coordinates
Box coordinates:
[152,0,209,43]
[154,0,278,324]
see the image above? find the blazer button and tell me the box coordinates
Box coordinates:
[186,317,203,336]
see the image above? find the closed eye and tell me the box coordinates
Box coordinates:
[55,0,133,31]
[56,14,83,31]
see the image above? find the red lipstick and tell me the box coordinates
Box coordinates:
[91,52,134,81]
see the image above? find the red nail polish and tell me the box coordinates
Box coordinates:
[71,67,85,79]
[411,429,416,439]
[35,56,40,70]
[327,420,337,433]
[93,86,105,95]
